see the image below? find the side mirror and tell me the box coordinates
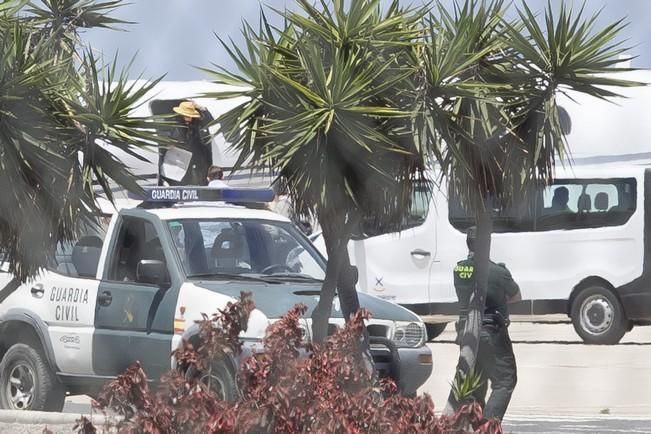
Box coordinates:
[136,259,170,287]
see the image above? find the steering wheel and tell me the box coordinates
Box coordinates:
[260,264,294,275]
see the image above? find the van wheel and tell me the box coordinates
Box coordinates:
[0,344,65,411]
[425,323,448,341]
[571,286,628,345]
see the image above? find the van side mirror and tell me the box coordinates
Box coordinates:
[137,259,170,287]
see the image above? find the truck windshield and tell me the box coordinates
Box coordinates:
[166,218,325,281]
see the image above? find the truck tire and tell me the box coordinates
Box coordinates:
[187,358,238,402]
[0,344,65,411]
[571,286,628,345]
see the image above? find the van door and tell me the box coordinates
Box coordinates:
[350,186,435,306]
[93,215,180,379]
[425,193,467,312]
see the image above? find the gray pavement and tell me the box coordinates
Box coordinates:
[503,415,651,433]
[423,322,651,418]
[11,321,651,433]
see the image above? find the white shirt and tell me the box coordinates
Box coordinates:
[208,179,229,188]
[269,194,292,219]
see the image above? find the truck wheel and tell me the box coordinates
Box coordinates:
[188,359,238,402]
[425,323,448,341]
[0,344,65,411]
[571,286,628,345]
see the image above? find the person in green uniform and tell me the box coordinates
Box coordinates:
[453,226,522,421]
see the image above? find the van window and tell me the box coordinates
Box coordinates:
[403,187,430,230]
[448,178,637,233]
[536,178,636,231]
[356,185,431,238]
[448,191,536,233]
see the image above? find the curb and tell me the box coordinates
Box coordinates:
[0,410,117,426]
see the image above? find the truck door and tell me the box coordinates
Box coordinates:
[93,215,180,379]
[44,232,105,375]
[0,222,106,376]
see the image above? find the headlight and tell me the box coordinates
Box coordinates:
[392,321,426,347]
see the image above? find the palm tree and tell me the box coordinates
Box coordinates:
[209,0,641,366]
[414,1,642,414]
[0,0,166,282]
[206,0,429,345]
[211,0,642,409]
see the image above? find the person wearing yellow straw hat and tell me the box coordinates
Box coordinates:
[159,100,212,186]
[173,100,201,122]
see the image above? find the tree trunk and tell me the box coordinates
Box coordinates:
[337,249,371,350]
[337,251,361,322]
[311,215,348,343]
[443,205,493,415]
[337,249,376,379]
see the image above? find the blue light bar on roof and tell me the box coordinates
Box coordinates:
[142,186,275,203]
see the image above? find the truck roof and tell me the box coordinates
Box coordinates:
[97,186,291,222]
[96,196,291,223]
[140,204,290,222]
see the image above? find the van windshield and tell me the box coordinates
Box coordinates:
[166,218,325,281]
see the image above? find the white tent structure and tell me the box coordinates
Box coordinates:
[98,79,273,192]
[557,69,651,166]
[101,70,651,196]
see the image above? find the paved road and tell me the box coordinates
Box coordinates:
[55,321,651,433]
[423,322,651,417]
[422,321,651,432]
[503,415,651,433]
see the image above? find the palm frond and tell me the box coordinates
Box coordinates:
[451,367,484,403]
[0,2,163,281]
[27,0,131,30]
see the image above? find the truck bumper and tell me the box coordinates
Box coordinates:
[238,338,433,396]
[370,337,433,396]
[397,346,433,395]
[621,292,651,321]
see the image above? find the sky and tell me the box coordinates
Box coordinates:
[80,1,651,81]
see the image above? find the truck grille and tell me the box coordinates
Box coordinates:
[326,323,390,338]
[394,322,425,347]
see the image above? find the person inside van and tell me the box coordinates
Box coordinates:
[550,186,571,212]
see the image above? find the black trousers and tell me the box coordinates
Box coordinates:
[472,324,517,421]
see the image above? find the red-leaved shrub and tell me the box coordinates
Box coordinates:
[79,293,502,434]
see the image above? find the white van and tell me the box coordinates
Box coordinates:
[311,69,651,345]
[312,163,650,345]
